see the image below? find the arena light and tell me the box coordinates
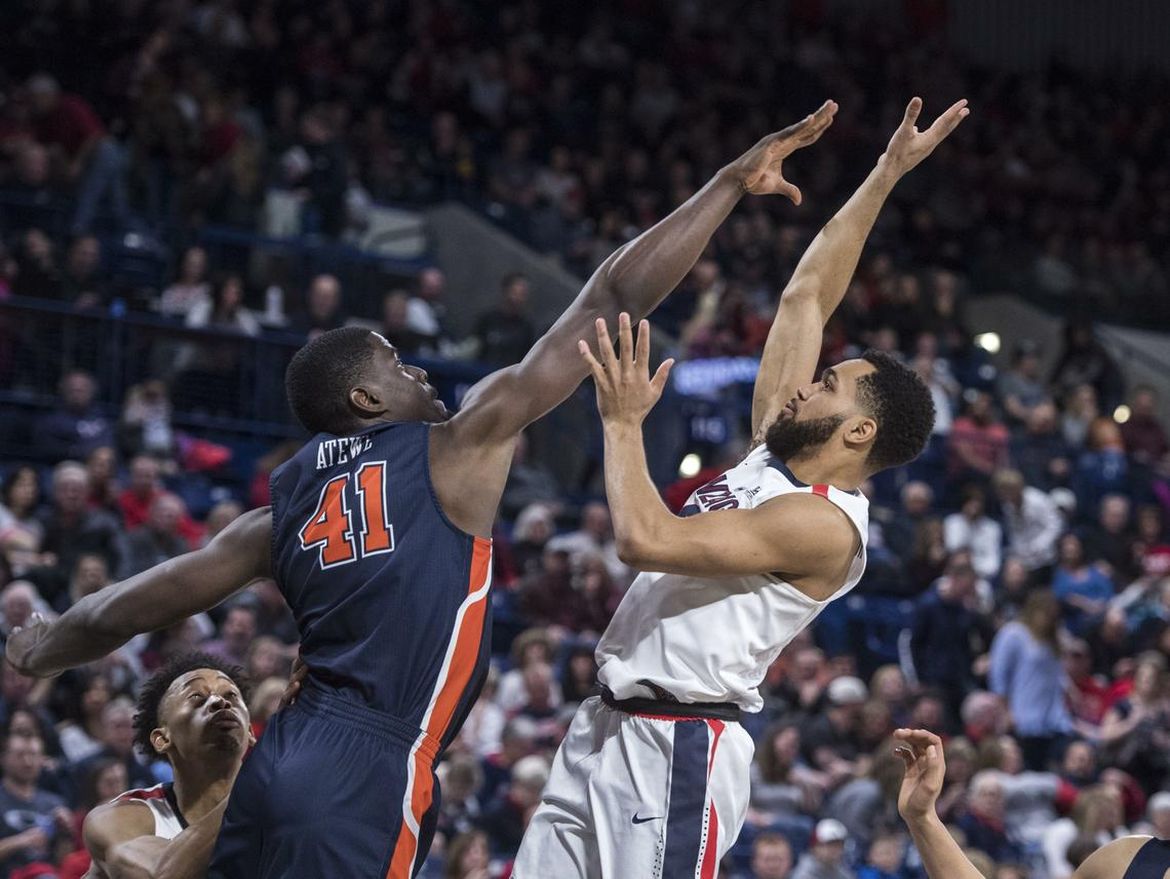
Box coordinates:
[1114,405,1132,424]
[974,332,1001,354]
[679,453,702,478]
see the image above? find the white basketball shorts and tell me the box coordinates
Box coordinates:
[512,695,753,879]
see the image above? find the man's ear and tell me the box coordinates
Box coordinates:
[844,415,877,450]
[150,727,171,758]
[348,384,386,417]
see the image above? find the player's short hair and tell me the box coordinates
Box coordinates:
[856,349,935,472]
[133,652,250,759]
[285,326,377,435]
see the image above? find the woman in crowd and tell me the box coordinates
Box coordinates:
[1099,652,1170,793]
[988,590,1074,770]
[1052,533,1115,635]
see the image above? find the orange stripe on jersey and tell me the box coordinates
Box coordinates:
[386,745,436,879]
[424,536,492,743]
[385,537,493,879]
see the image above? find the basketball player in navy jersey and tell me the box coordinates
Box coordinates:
[895,728,1170,879]
[7,102,838,879]
[83,653,252,879]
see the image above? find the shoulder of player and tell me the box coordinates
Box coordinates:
[754,491,857,540]
[1075,835,1153,879]
[84,798,157,854]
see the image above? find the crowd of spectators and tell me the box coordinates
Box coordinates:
[2,0,1170,326]
[0,2,1167,879]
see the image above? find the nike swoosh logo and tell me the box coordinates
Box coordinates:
[632,813,663,825]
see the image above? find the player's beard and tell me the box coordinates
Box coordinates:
[765,413,845,463]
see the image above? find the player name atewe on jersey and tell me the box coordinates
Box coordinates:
[315,435,375,470]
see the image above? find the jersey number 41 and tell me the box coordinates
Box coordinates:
[299,462,394,569]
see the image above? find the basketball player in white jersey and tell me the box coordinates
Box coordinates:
[895,728,1170,879]
[513,96,970,879]
[83,653,253,878]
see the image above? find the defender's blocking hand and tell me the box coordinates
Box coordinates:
[725,99,839,204]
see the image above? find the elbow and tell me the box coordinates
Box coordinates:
[615,533,653,569]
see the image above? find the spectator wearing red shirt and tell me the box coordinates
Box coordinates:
[947,390,1010,485]
[26,74,127,235]
[116,455,202,547]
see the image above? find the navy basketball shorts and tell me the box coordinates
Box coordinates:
[209,684,442,879]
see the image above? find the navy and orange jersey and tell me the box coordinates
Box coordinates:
[269,420,492,751]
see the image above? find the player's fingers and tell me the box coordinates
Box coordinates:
[802,99,838,142]
[778,178,802,206]
[893,745,916,770]
[894,728,944,751]
[635,319,651,370]
[618,312,634,371]
[595,318,618,371]
[926,98,970,141]
[649,358,674,395]
[902,96,923,129]
[579,340,607,384]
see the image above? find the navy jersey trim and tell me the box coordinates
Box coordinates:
[767,457,862,497]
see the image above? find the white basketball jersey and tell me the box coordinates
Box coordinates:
[113,783,185,839]
[596,444,870,713]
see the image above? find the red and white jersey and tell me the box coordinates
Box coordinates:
[597,444,869,712]
[113,783,185,840]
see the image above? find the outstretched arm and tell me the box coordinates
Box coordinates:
[6,508,272,677]
[750,97,969,443]
[85,798,229,879]
[431,105,837,536]
[579,316,858,600]
[460,100,838,441]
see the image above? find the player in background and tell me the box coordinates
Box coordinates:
[82,653,252,879]
[895,728,1170,879]
[514,97,968,878]
[7,102,838,879]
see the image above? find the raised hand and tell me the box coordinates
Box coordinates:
[579,313,674,427]
[893,728,947,822]
[881,97,969,178]
[725,100,839,204]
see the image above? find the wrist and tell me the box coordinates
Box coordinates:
[903,809,946,834]
[603,418,644,438]
[873,155,904,187]
[715,163,749,195]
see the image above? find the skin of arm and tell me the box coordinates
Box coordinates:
[84,797,229,879]
[894,729,1148,879]
[430,103,839,537]
[750,97,970,443]
[580,315,859,600]
[6,508,272,677]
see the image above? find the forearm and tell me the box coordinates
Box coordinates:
[781,158,900,315]
[600,422,678,566]
[105,799,228,879]
[19,555,220,675]
[152,799,229,879]
[904,813,985,879]
[595,168,743,318]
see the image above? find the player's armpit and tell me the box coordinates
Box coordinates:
[619,492,859,601]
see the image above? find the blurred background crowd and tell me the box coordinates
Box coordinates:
[0,1,1169,878]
